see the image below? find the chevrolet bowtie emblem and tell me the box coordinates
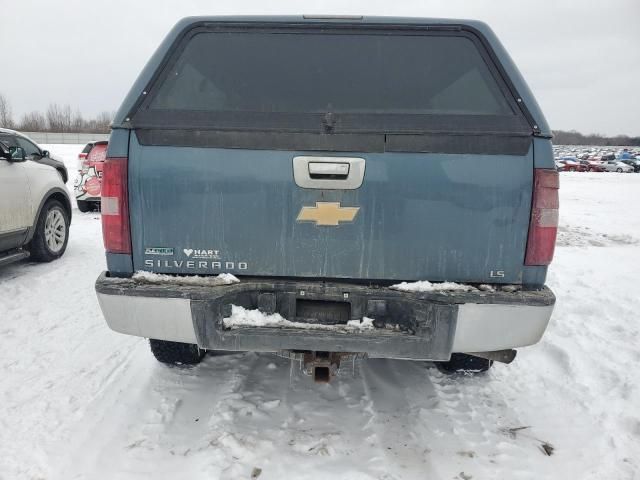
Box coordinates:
[297,202,360,226]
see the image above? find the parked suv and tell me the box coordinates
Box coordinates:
[96,16,557,379]
[0,141,72,267]
[0,128,68,183]
[74,140,108,212]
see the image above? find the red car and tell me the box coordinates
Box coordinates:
[556,158,588,172]
[579,160,606,172]
[74,141,108,212]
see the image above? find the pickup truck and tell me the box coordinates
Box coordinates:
[96,16,558,381]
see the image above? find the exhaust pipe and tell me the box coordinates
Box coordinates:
[468,349,517,364]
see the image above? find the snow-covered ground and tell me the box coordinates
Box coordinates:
[1,145,639,480]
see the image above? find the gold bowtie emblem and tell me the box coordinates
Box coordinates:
[297,202,360,226]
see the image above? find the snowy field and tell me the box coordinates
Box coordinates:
[1,144,639,480]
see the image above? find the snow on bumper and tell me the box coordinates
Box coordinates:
[95,272,555,360]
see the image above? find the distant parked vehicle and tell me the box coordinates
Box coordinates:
[556,157,587,172]
[78,141,101,161]
[74,141,108,212]
[598,153,616,162]
[0,128,68,183]
[617,149,633,160]
[602,160,634,173]
[579,160,606,172]
[620,159,640,172]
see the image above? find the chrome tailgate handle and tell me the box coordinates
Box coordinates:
[308,162,350,177]
[293,156,365,190]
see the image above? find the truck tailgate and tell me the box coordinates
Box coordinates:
[128,134,532,283]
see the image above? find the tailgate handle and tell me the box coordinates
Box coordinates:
[308,162,350,178]
[293,156,365,190]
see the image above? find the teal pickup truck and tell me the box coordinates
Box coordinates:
[96,16,558,382]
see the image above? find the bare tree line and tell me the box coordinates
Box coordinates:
[0,93,113,133]
[553,130,640,147]
[2,92,640,143]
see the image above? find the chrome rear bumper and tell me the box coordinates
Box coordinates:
[96,272,555,360]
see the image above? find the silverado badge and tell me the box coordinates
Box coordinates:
[297,202,360,226]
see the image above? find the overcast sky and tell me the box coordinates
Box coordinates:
[1,0,639,136]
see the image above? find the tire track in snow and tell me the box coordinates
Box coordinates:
[200,353,393,480]
[53,350,251,479]
[360,359,442,480]
[361,359,567,480]
[413,360,606,480]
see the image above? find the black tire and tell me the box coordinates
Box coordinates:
[616,168,622,173]
[149,339,205,365]
[27,199,70,262]
[435,353,493,375]
[77,200,91,213]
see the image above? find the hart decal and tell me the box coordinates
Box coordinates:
[181,248,221,259]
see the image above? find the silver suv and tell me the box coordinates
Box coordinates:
[0,134,72,267]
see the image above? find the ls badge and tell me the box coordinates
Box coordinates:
[297,202,360,226]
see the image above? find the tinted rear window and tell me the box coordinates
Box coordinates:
[133,26,530,135]
[151,32,511,116]
[87,143,108,162]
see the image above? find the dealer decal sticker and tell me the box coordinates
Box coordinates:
[144,247,174,256]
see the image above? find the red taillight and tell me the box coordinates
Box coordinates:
[525,169,559,265]
[79,153,87,160]
[101,157,131,254]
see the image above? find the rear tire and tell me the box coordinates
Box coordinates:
[149,339,205,365]
[28,200,70,262]
[77,200,91,213]
[435,353,493,374]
